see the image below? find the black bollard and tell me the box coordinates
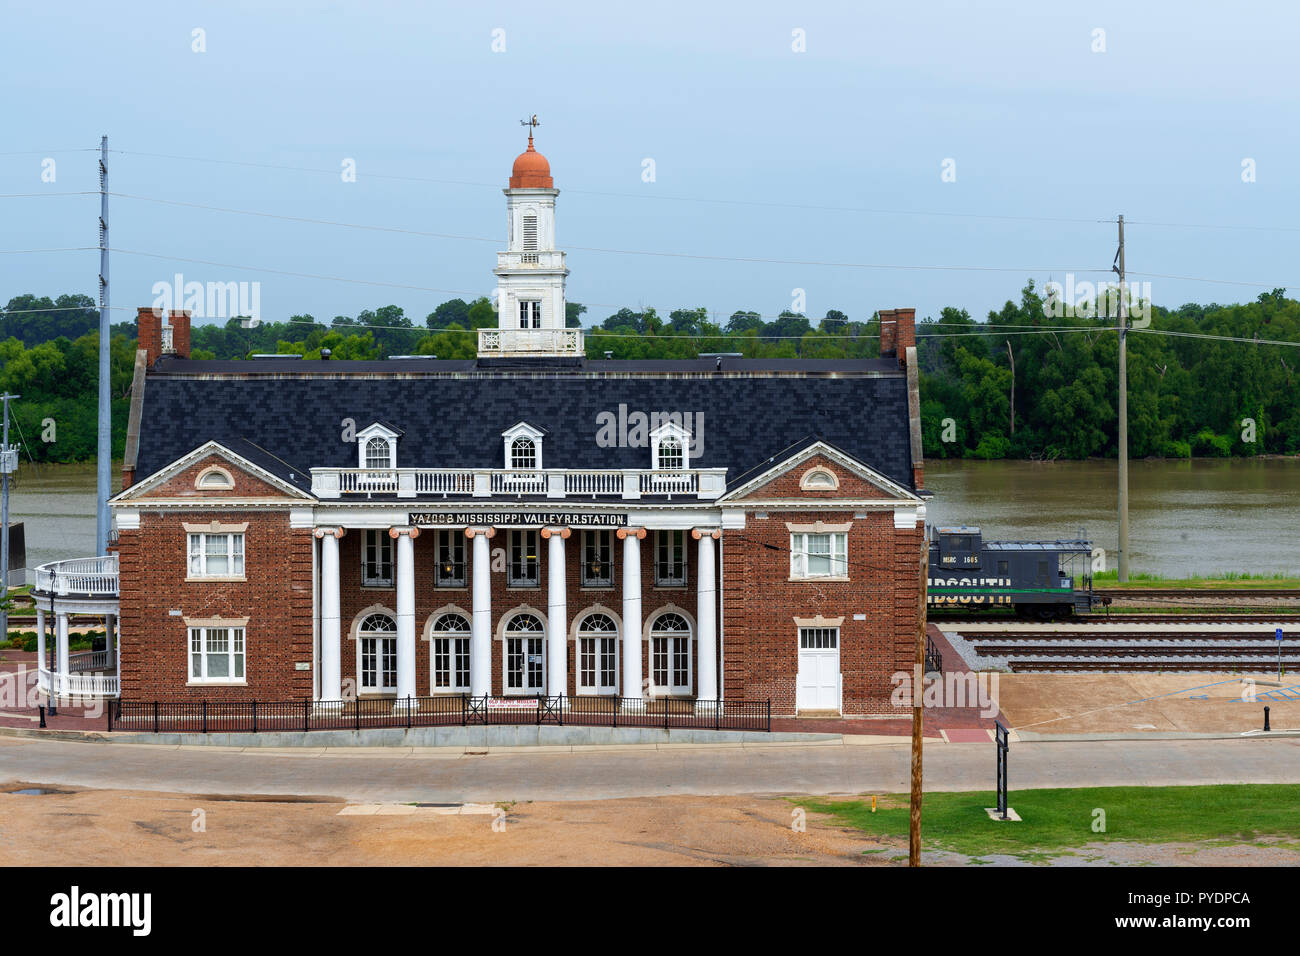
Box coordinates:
[1264,706,1271,732]
[38,705,45,729]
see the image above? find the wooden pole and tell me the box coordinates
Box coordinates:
[909,545,927,866]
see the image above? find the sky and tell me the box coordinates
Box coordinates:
[3,0,1299,331]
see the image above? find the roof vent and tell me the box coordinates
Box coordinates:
[320,348,332,360]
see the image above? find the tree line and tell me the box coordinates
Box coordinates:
[2,283,1298,463]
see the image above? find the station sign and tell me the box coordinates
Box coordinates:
[409,511,628,528]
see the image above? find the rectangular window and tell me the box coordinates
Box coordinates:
[436,529,466,587]
[188,626,246,683]
[790,532,848,579]
[799,627,839,650]
[655,530,687,586]
[518,300,541,329]
[506,635,545,692]
[509,529,540,587]
[188,532,245,578]
[578,636,618,694]
[582,530,614,587]
[362,529,393,587]
[652,636,691,695]
[432,636,470,692]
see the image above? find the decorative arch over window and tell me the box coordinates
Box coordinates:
[195,465,235,491]
[356,422,402,470]
[799,466,840,491]
[352,608,397,695]
[497,607,547,695]
[574,609,620,695]
[645,608,693,697]
[502,421,546,470]
[427,610,471,693]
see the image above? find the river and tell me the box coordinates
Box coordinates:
[6,458,1298,578]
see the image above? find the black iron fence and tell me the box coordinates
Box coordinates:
[924,636,943,675]
[108,695,771,734]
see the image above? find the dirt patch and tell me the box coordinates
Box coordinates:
[996,673,1300,735]
[0,786,886,866]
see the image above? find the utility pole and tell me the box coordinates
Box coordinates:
[1114,215,1129,583]
[0,393,17,643]
[96,135,111,554]
[909,545,928,866]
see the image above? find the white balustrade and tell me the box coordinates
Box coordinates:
[310,467,725,500]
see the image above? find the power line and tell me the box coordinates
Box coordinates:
[107,148,1113,227]
[0,191,98,199]
[0,247,99,255]
[107,193,1107,274]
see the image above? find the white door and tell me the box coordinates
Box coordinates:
[796,627,841,711]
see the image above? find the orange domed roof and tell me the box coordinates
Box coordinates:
[509,134,553,188]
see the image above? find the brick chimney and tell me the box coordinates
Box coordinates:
[878,308,898,360]
[170,309,192,359]
[878,307,916,369]
[895,307,916,367]
[138,306,164,365]
[137,306,192,364]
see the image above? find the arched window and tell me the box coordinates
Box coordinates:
[800,467,838,491]
[365,436,392,470]
[196,467,234,490]
[430,613,471,692]
[658,437,684,471]
[649,611,692,696]
[510,436,537,470]
[577,612,619,695]
[504,613,545,694]
[357,612,397,694]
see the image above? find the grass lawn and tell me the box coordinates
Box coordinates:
[1093,570,1300,589]
[797,785,1300,859]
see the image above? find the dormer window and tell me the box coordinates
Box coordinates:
[650,421,692,471]
[658,438,684,471]
[510,437,537,469]
[502,421,545,470]
[365,437,392,469]
[356,422,402,472]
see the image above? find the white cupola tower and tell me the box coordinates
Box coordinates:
[480,117,580,357]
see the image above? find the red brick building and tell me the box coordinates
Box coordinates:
[44,137,930,717]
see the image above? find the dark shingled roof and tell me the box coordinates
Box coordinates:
[135,356,917,494]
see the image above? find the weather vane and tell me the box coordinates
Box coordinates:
[520,114,540,143]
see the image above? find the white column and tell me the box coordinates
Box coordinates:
[56,612,69,676]
[36,606,45,676]
[620,528,644,699]
[470,528,494,697]
[393,527,418,700]
[545,528,569,697]
[316,528,343,702]
[695,529,718,701]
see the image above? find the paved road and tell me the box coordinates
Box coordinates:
[2,736,1300,803]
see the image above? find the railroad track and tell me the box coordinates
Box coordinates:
[940,612,1300,626]
[942,620,1298,674]
[1095,588,1300,600]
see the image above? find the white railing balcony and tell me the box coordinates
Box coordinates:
[39,667,119,699]
[310,467,728,501]
[477,327,584,358]
[32,555,120,599]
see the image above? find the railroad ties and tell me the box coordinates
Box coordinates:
[943,617,1300,673]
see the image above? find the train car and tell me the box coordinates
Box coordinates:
[926,525,1096,619]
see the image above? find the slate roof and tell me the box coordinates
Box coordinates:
[134,356,918,495]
